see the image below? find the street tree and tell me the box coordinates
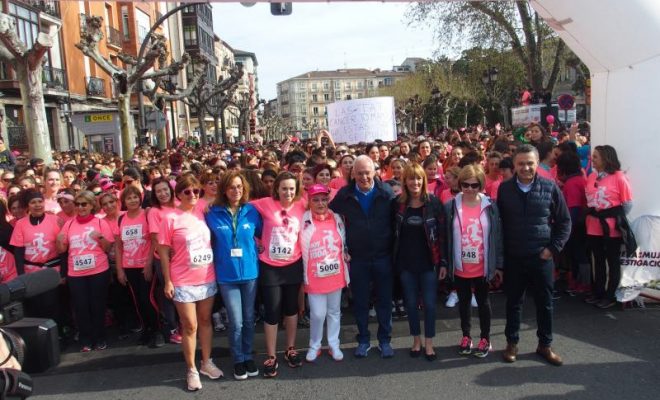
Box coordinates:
[408,0,566,94]
[0,12,60,163]
[228,93,265,142]
[76,15,190,159]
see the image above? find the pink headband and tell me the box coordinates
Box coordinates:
[57,193,75,201]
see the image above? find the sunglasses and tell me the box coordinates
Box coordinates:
[2,178,13,182]
[182,188,200,196]
[74,202,89,207]
[460,182,481,189]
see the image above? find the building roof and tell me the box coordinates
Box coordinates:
[233,49,258,66]
[289,68,408,80]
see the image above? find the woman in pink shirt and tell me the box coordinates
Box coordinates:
[116,186,157,347]
[251,171,306,378]
[43,169,63,215]
[299,184,349,362]
[584,146,633,309]
[0,201,17,284]
[56,188,76,222]
[196,172,219,213]
[329,155,354,190]
[313,164,338,201]
[158,175,222,391]
[148,177,180,345]
[56,190,115,352]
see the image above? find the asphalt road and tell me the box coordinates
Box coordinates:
[30,293,660,400]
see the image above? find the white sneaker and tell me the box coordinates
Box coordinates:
[199,359,223,380]
[212,312,226,332]
[306,347,321,362]
[445,291,459,308]
[186,368,202,391]
[329,346,344,361]
[471,294,478,308]
[368,307,377,318]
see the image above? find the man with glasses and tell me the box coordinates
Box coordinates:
[0,137,15,171]
[496,144,571,367]
[329,155,396,359]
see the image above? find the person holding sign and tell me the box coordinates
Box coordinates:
[56,190,115,353]
[115,186,158,347]
[206,171,263,381]
[392,164,445,361]
[299,184,350,362]
[442,165,503,358]
[251,171,306,378]
[158,175,222,391]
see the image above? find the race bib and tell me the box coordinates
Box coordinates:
[461,246,480,264]
[190,248,213,266]
[316,260,340,278]
[122,224,143,241]
[72,254,96,271]
[269,227,294,261]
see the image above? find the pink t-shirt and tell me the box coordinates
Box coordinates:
[63,217,115,277]
[537,167,553,180]
[440,189,457,205]
[455,202,485,278]
[562,175,587,209]
[159,208,215,286]
[329,177,348,190]
[10,214,61,274]
[57,211,75,223]
[251,197,305,267]
[148,206,175,260]
[0,246,17,283]
[303,215,347,295]
[44,198,62,215]
[118,210,151,269]
[585,171,633,237]
[485,175,502,199]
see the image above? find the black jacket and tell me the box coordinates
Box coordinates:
[329,180,395,262]
[496,174,571,258]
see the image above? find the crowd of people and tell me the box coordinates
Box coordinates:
[0,120,634,391]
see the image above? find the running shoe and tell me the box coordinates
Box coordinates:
[354,343,371,358]
[186,369,202,391]
[80,345,92,353]
[244,360,259,377]
[169,329,183,344]
[378,342,394,358]
[306,348,321,362]
[263,356,278,378]
[233,362,247,381]
[458,336,473,355]
[284,347,303,367]
[329,346,344,361]
[150,332,165,348]
[212,312,226,332]
[473,338,492,358]
[368,306,377,318]
[199,359,223,380]
[471,294,478,308]
[95,341,107,351]
[445,291,459,308]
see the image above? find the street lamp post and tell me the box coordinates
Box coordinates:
[481,66,498,126]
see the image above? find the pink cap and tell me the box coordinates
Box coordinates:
[307,184,330,197]
[99,178,115,191]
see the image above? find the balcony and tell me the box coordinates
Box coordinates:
[107,26,123,48]
[25,0,60,18]
[86,77,106,97]
[43,66,67,91]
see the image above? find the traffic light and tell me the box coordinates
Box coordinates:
[271,3,292,16]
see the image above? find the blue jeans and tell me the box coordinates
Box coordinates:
[219,279,257,363]
[399,269,437,338]
[349,257,392,345]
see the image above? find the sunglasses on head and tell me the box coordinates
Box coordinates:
[460,182,481,189]
[74,202,89,207]
[182,188,200,196]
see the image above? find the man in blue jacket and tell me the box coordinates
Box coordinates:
[329,155,396,358]
[496,144,571,366]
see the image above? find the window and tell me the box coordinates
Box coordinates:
[357,81,364,89]
[8,3,39,47]
[120,7,130,38]
[183,25,198,46]
[383,77,393,86]
[368,80,375,88]
[334,91,341,100]
[334,81,340,89]
[312,94,318,102]
[323,93,330,101]
[311,83,317,91]
[345,82,351,90]
[323,82,330,91]
[297,81,306,90]
[313,107,319,116]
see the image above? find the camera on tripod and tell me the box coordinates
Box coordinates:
[0,268,61,399]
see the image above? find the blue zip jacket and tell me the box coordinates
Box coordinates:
[206,203,262,284]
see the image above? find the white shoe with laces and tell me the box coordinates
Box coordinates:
[471,294,478,308]
[329,346,344,361]
[200,359,223,380]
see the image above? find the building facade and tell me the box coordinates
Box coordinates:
[233,49,259,141]
[276,68,408,135]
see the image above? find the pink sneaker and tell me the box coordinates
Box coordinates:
[169,329,183,344]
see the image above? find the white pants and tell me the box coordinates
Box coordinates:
[308,289,342,350]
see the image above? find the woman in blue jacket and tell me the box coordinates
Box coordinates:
[206,171,262,381]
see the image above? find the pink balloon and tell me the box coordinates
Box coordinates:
[546,115,555,124]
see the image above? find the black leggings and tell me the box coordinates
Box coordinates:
[260,284,300,325]
[454,276,491,340]
[68,269,111,347]
[125,268,157,332]
[587,235,623,301]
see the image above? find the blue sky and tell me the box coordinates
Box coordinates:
[211,2,436,100]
